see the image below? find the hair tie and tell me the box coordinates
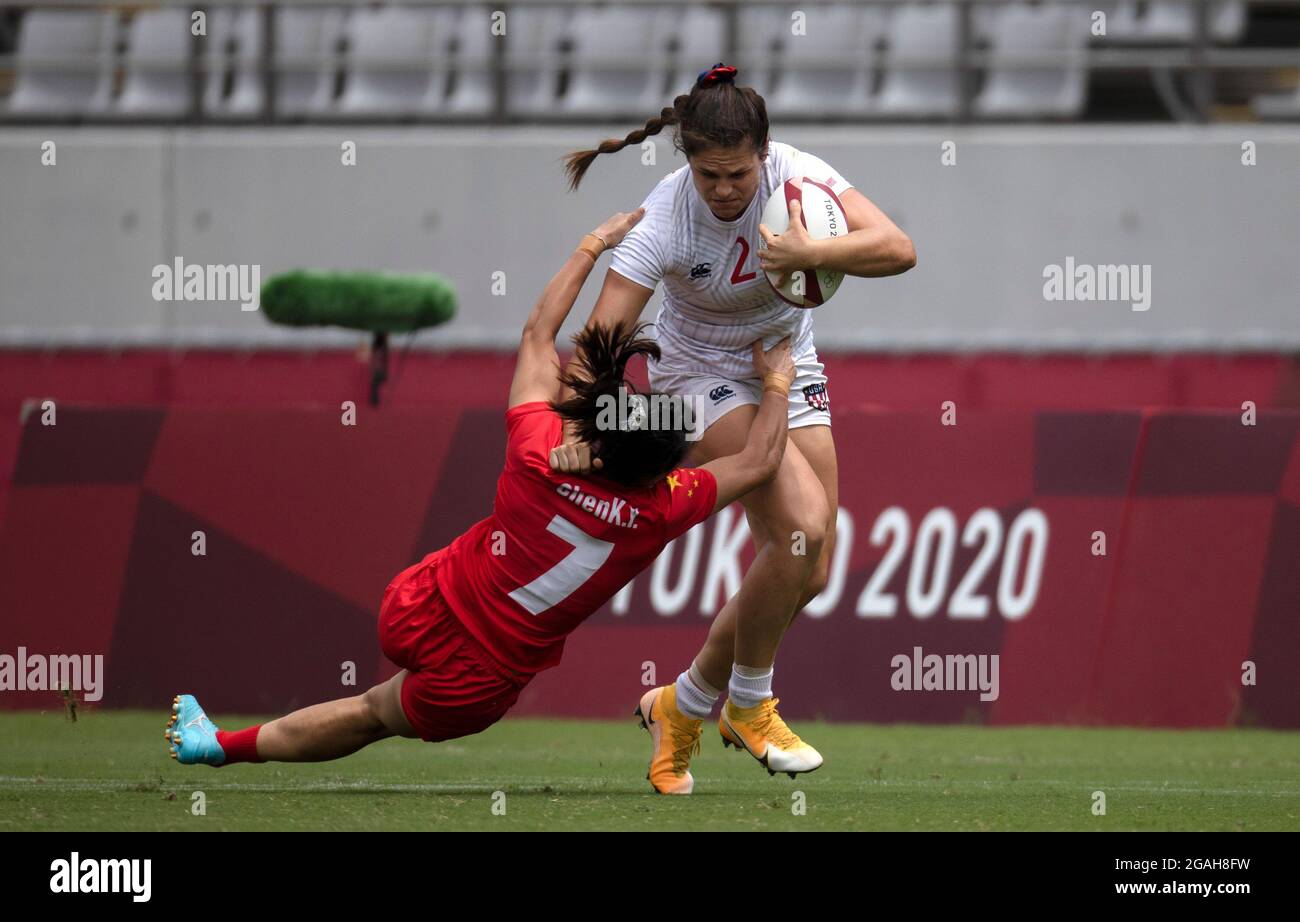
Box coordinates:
[696,62,738,89]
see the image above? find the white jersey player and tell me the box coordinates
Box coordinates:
[555,62,916,794]
[610,138,851,434]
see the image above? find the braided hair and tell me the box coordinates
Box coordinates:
[562,62,770,192]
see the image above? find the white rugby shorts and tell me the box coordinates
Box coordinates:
[647,329,831,437]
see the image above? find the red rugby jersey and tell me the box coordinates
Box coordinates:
[430,401,717,677]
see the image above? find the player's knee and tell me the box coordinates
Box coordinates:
[803,557,831,602]
[360,682,395,732]
[364,672,421,738]
[768,512,825,569]
[805,514,838,599]
[791,498,830,560]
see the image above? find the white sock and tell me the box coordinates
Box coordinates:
[728,664,774,709]
[675,663,720,719]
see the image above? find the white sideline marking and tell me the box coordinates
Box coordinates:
[0,776,1297,797]
[0,776,605,793]
[861,779,1300,796]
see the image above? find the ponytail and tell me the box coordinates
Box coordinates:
[562,101,686,192]
[562,63,770,191]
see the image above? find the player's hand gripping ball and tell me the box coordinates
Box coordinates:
[758,177,848,308]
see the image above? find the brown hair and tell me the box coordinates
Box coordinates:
[562,64,770,192]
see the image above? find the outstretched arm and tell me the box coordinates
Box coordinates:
[546,267,656,472]
[508,208,645,409]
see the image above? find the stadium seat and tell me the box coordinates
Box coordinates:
[559,6,672,116]
[971,2,1007,43]
[1253,82,1300,120]
[1139,1,1246,43]
[273,6,345,117]
[202,7,236,114]
[445,7,493,115]
[423,6,465,113]
[767,4,889,117]
[204,7,266,119]
[503,4,572,116]
[876,4,960,117]
[735,6,790,97]
[974,3,1089,118]
[336,7,450,116]
[116,8,194,117]
[667,6,728,97]
[6,9,116,116]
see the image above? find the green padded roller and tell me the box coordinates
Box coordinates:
[261,270,457,333]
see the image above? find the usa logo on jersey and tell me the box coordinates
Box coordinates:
[803,382,830,412]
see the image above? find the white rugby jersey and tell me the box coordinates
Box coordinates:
[609,140,853,380]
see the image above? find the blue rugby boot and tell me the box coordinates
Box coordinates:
[165,694,226,766]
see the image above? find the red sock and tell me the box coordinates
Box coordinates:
[216,725,265,765]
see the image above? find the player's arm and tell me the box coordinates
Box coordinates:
[558,190,663,406]
[796,147,915,277]
[508,208,646,409]
[759,189,915,285]
[700,336,797,513]
[545,254,658,470]
[558,267,656,403]
[815,187,916,277]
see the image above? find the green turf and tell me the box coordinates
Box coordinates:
[1,710,1297,831]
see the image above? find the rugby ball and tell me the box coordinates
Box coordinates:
[759,176,848,308]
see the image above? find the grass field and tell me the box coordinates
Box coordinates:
[2,710,1298,831]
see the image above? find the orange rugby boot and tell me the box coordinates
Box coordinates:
[719,697,823,778]
[634,684,702,795]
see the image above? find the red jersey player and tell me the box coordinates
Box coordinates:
[165,207,797,781]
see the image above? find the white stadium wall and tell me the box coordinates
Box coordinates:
[1,125,1298,351]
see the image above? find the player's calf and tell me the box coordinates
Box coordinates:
[165,676,414,767]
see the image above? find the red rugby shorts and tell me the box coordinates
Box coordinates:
[378,551,527,743]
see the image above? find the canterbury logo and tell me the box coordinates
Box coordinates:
[709,385,735,403]
[689,262,712,280]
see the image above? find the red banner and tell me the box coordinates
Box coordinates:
[2,404,1297,728]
